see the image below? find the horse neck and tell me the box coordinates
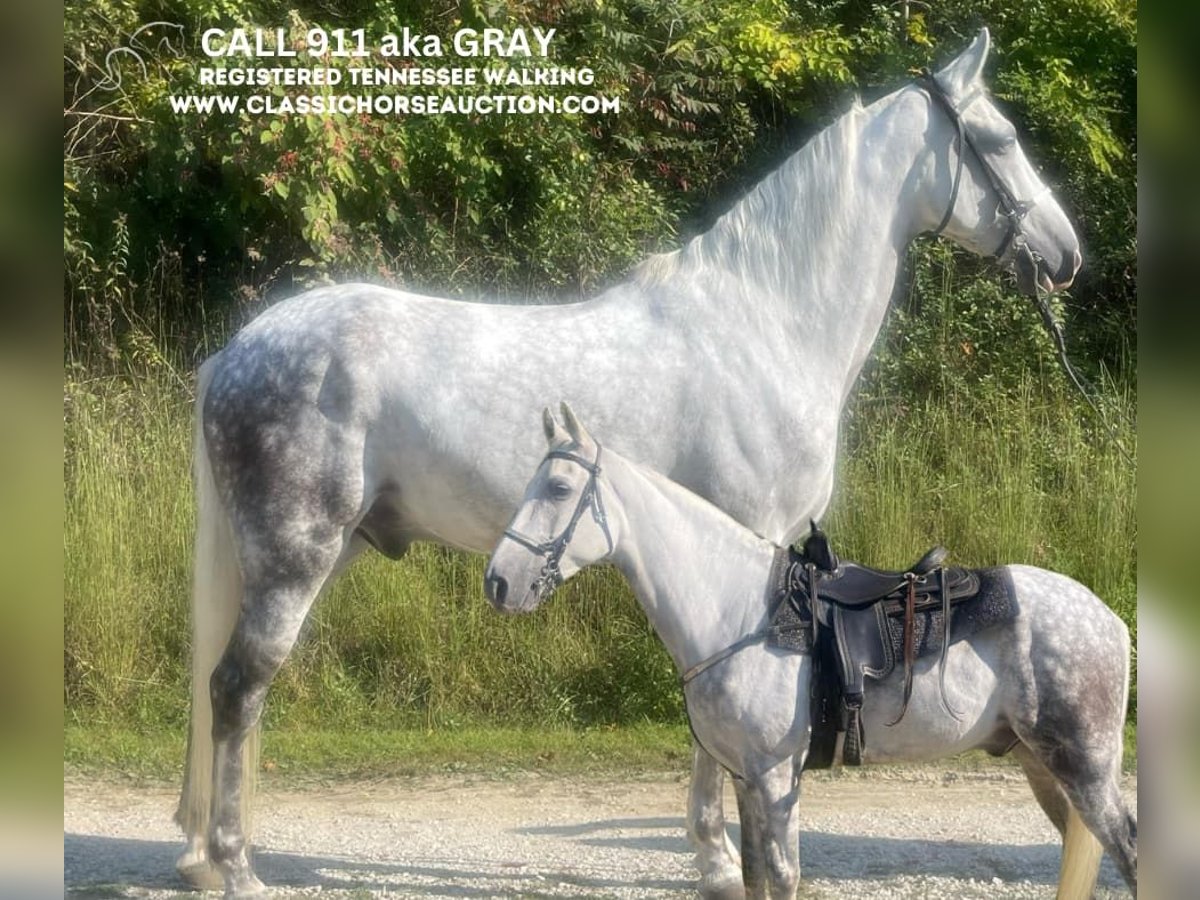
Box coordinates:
[633,87,929,393]
[603,453,777,674]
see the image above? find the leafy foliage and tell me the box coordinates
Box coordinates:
[64,0,1134,386]
[65,0,854,355]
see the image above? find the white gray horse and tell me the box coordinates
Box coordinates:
[485,406,1135,900]
[177,29,1082,896]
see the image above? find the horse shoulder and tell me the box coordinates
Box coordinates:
[687,648,808,769]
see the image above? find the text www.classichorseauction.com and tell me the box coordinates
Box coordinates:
[155,25,620,117]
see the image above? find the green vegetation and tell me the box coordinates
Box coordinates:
[64,721,696,780]
[63,1,1136,772]
[64,358,1136,751]
[60,719,1140,781]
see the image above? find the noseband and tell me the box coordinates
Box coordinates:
[920,70,1050,289]
[502,445,614,601]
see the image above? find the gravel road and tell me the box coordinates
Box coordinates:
[65,766,1135,898]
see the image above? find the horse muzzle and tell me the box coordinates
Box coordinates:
[484,570,510,609]
[1014,242,1081,295]
[484,566,554,613]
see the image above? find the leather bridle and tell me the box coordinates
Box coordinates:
[501,445,613,602]
[920,70,1135,466]
[920,69,1051,292]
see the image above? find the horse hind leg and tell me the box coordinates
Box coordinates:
[1056,768,1136,896]
[1013,741,1070,836]
[207,528,349,897]
[176,530,367,891]
[1014,692,1136,894]
[1007,571,1135,895]
[1012,741,1121,898]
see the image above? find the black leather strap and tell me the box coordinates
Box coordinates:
[919,69,1036,262]
[501,445,613,599]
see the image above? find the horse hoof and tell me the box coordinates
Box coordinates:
[698,869,746,900]
[225,871,268,898]
[175,854,224,891]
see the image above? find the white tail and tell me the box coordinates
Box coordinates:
[1056,803,1102,899]
[178,356,259,843]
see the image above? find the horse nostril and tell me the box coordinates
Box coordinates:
[486,573,508,606]
[1056,248,1082,288]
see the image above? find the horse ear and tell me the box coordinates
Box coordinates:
[936,27,990,95]
[542,407,567,445]
[559,401,593,445]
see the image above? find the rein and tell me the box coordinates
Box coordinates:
[502,445,613,600]
[920,70,1135,467]
[1032,290,1137,466]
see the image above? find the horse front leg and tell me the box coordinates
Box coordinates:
[737,758,802,900]
[688,742,744,898]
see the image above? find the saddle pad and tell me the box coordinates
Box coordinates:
[875,566,1017,679]
[769,591,813,653]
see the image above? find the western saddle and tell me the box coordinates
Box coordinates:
[769,523,1011,768]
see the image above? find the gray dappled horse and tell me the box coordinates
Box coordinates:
[177,29,1082,896]
[486,406,1136,899]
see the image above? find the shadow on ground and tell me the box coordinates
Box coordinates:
[65,819,1126,898]
[64,830,688,898]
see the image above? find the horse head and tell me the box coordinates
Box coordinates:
[919,28,1081,294]
[485,403,617,614]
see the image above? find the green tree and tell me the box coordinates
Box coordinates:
[64,0,1134,387]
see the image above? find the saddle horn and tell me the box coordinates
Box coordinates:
[801,519,839,572]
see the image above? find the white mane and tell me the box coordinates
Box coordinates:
[631,98,871,302]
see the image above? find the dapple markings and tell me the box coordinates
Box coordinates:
[486,406,1135,899]
[177,29,1081,896]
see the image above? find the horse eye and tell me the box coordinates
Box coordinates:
[548,480,573,500]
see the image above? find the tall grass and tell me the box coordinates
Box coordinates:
[831,379,1136,625]
[64,366,1136,734]
[64,374,194,723]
